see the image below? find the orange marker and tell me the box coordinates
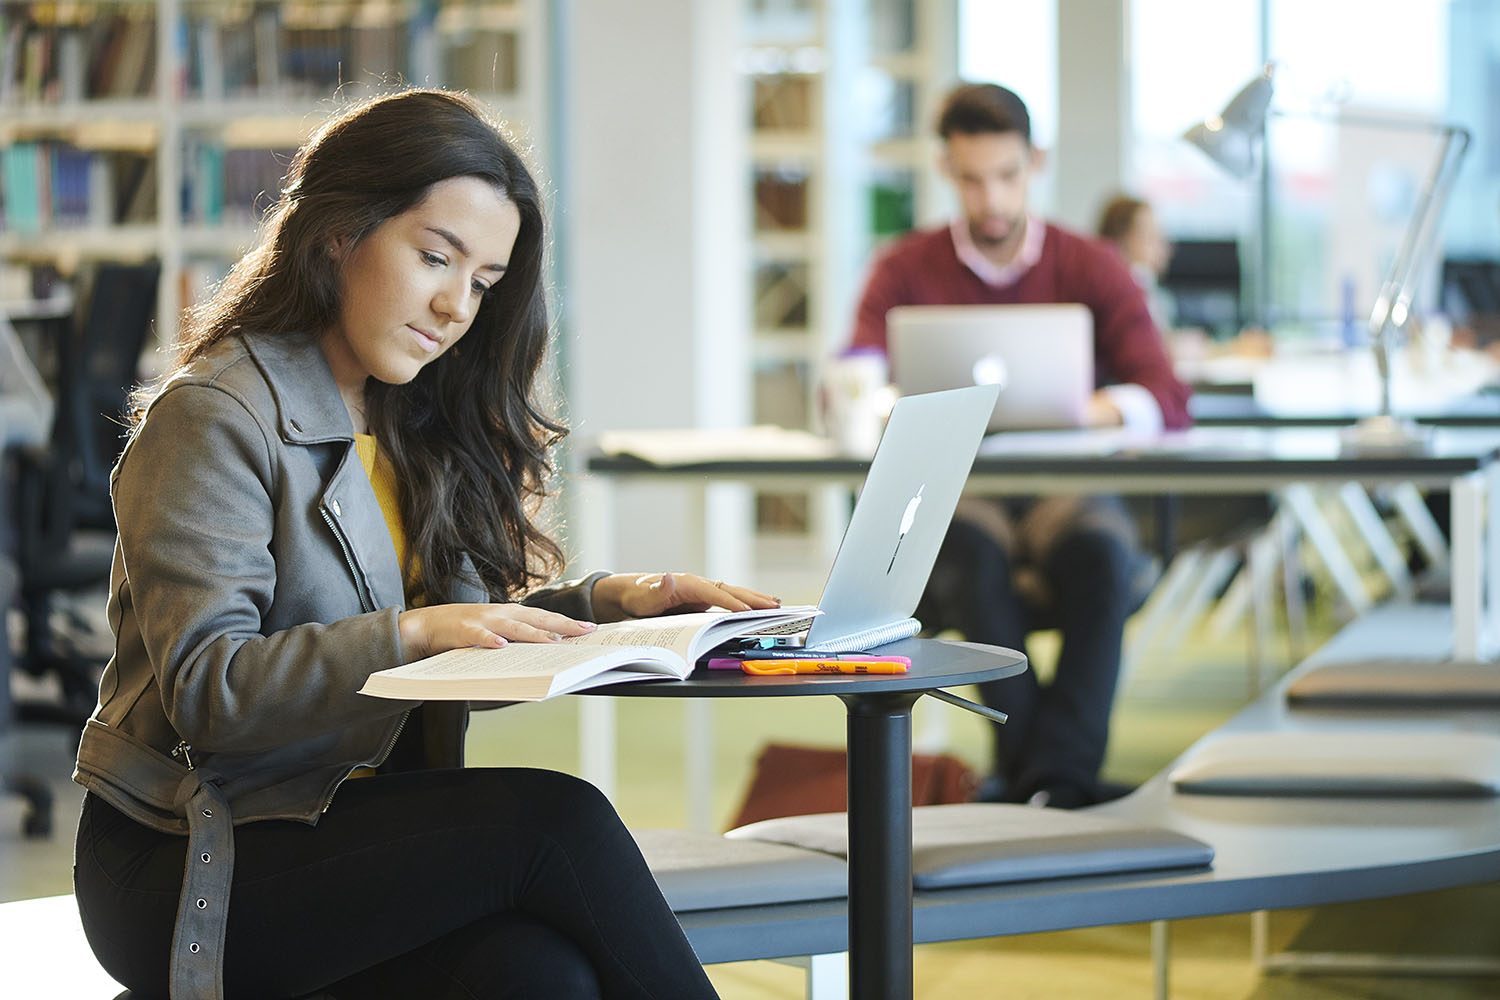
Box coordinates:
[734,657,910,676]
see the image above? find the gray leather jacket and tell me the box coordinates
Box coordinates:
[72,330,602,999]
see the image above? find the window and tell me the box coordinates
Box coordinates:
[1129,0,1485,334]
[1128,0,1262,240]
[958,0,1057,214]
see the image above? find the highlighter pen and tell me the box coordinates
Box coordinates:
[704,656,911,675]
[706,649,906,669]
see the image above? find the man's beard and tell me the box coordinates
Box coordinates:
[969,213,1024,251]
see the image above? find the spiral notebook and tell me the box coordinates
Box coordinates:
[739,384,999,654]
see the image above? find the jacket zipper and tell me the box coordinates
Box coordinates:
[172,740,195,770]
[319,503,375,615]
[320,710,411,814]
[317,500,409,813]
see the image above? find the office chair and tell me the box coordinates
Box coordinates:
[4,262,160,837]
[1161,238,1244,339]
[1442,256,1500,348]
[1,551,53,837]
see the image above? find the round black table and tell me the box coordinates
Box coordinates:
[588,637,1027,1000]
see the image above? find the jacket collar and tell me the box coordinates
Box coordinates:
[240,331,355,445]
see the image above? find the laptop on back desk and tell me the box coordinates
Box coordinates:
[888,304,1093,432]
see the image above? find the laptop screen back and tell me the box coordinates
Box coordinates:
[803,384,997,649]
[887,304,1093,431]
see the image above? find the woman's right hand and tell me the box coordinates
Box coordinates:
[398,604,597,661]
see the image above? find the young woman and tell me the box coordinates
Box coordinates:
[72,89,774,1000]
[1096,194,1174,332]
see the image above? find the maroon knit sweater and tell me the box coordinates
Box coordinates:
[848,222,1192,429]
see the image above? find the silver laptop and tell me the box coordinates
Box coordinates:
[888,304,1093,431]
[740,384,999,652]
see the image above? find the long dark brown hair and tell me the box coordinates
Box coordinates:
[142,88,564,601]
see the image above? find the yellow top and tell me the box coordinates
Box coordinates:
[354,432,407,583]
[352,432,407,781]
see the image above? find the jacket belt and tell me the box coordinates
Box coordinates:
[75,722,238,1000]
[169,772,234,1000]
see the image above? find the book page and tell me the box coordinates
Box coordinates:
[360,606,821,702]
[384,643,634,679]
[562,613,723,658]
[560,606,818,660]
[359,643,684,702]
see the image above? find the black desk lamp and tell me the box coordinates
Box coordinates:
[1184,64,1471,453]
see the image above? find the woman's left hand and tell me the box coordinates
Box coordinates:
[591,572,780,622]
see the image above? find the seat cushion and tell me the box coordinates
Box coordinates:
[1169,730,1500,797]
[726,803,1213,890]
[632,828,848,912]
[1286,659,1500,707]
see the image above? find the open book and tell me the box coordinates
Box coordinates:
[358,605,820,702]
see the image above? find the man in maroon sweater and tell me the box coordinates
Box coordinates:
[849,83,1191,808]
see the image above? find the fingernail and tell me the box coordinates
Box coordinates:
[492,636,508,647]
[773,597,783,606]
[550,632,563,641]
[580,622,598,630]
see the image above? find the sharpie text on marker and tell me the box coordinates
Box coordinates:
[705,657,911,676]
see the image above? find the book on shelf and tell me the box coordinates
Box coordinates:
[447,25,519,93]
[349,19,406,93]
[173,4,517,101]
[2,144,42,233]
[753,168,809,230]
[111,152,155,224]
[359,605,821,702]
[0,142,158,233]
[754,261,809,330]
[407,0,441,86]
[753,361,812,428]
[55,26,84,103]
[752,74,813,131]
[1,7,155,105]
[88,12,155,99]
[251,4,281,94]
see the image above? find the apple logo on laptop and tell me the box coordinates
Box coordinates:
[887,484,924,573]
[972,354,1008,390]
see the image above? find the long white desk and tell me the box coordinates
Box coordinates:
[576,426,1500,822]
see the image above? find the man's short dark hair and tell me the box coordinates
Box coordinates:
[935,83,1032,144]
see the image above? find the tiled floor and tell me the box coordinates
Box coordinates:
[3,613,1498,998]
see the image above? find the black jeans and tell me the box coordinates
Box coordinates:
[917,496,1143,800]
[74,768,719,1000]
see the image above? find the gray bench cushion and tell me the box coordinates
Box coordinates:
[1169,730,1500,797]
[632,829,848,911]
[726,803,1213,890]
[1286,659,1500,707]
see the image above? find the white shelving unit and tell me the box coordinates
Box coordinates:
[741,0,954,597]
[0,0,548,352]
[859,0,957,248]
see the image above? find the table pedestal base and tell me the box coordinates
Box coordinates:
[842,690,922,999]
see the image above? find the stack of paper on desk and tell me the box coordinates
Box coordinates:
[597,426,837,466]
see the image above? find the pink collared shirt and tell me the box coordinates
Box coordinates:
[946,214,1164,433]
[848,220,1192,430]
[949,214,1047,288]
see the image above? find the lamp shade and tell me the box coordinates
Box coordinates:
[1182,65,1276,179]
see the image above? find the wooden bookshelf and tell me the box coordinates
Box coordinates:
[0,0,548,347]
